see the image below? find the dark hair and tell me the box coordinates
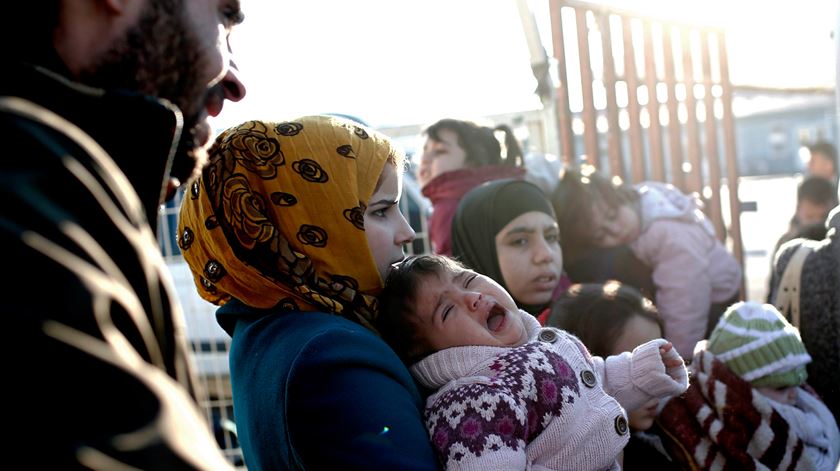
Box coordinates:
[376,254,466,363]
[550,166,639,261]
[797,175,838,207]
[423,119,524,168]
[808,141,838,175]
[546,281,663,357]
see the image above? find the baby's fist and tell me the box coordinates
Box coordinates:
[659,342,688,387]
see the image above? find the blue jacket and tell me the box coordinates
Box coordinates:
[218,299,439,470]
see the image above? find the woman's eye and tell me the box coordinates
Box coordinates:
[370,206,390,217]
[545,232,560,243]
[511,238,527,247]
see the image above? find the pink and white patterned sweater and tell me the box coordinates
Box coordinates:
[410,311,688,471]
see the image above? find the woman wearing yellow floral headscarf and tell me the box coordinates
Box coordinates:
[178,116,437,470]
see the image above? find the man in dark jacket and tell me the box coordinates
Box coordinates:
[1,1,246,468]
[769,206,840,425]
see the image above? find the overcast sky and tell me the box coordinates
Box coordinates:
[210,0,839,131]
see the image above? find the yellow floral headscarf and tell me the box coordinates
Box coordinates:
[177,116,400,329]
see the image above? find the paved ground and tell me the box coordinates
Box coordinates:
[737,174,802,302]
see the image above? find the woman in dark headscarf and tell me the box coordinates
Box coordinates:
[451,179,563,316]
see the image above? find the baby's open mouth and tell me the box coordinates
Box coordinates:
[487,304,506,332]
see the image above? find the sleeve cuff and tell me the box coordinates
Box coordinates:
[631,339,688,398]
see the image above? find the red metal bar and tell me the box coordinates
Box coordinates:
[717,31,746,297]
[681,28,703,194]
[623,17,645,183]
[700,30,726,241]
[550,0,576,166]
[575,8,599,166]
[643,20,665,182]
[662,25,685,190]
[599,12,625,179]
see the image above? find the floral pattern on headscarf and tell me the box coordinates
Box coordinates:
[178,116,400,330]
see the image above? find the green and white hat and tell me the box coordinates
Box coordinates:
[707,301,811,389]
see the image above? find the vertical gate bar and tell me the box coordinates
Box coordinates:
[701,29,726,241]
[682,28,703,194]
[717,31,746,296]
[575,8,599,166]
[599,12,625,178]
[662,24,686,190]
[644,20,665,181]
[550,0,576,166]
[623,16,645,183]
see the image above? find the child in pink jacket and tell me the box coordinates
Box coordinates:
[551,167,741,358]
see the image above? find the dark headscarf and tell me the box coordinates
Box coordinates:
[451,179,556,313]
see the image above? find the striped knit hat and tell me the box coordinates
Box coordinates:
[707,301,811,389]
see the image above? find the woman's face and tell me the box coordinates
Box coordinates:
[417,129,467,187]
[495,211,563,308]
[364,164,416,281]
[611,314,663,431]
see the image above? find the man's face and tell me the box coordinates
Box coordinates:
[797,199,831,226]
[808,151,837,182]
[80,0,246,190]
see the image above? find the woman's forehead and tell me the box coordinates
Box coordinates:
[498,211,557,234]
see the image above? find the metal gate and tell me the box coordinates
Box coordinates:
[525,0,745,281]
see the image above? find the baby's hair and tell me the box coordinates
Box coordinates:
[376,254,466,364]
[546,281,662,357]
[422,119,524,168]
[551,166,639,257]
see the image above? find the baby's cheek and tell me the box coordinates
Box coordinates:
[756,386,797,405]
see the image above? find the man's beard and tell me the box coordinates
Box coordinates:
[78,0,214,191]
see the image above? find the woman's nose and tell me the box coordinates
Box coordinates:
[532,237,555,263]
[396,211,415,246]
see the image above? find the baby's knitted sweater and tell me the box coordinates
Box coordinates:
[411,311,688,471]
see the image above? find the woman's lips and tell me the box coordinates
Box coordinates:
[531,273,559,292]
